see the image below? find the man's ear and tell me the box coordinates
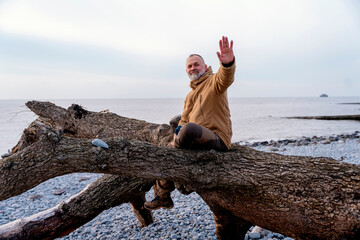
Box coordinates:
[205,64,208,70]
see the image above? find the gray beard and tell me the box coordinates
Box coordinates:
[188,69,206,80]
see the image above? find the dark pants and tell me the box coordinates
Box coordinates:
[154,122,227,198]
[174,122,227,151]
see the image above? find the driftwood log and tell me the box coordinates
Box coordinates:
[0,101,359,240]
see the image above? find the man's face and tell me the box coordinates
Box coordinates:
[186,56,207,80]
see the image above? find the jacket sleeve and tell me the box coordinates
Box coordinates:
[212,60,236,94]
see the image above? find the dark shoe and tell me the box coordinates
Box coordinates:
[144,196,174,210]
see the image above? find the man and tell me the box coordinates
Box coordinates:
[144,36,235,210]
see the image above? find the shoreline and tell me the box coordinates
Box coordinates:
[286,114,360,121]
[236,130,360,149]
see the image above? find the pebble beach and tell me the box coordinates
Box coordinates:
[0,132,359,240]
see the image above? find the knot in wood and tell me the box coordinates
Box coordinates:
[69,104,88,119]
[46,131,61,142]
[2,161,14,169]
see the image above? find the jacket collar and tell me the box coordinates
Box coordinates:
[189,66,213,89]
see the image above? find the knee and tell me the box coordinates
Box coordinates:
[179,122,201,139]
[175,123,202,149]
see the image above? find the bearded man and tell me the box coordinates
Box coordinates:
[144,36,235,210]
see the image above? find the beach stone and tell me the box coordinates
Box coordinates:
[275,233,285,239]
[267,233,274,238]
[329,136,336,141]
[28,194,43,200]
[323,139,331,144]
[171,233,180,239]
[78,176,92,182]
[53,188,66,195]
[267,147,279,151]
[249,232,261,239]
[92,139,109,149]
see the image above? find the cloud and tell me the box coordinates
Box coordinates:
[0,69,189,99]
[0,0,359,98]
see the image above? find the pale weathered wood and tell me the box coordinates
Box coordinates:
[1,101,359,240]
[0,174,153,240]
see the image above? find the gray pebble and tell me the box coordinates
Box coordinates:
[91,139,109,149]
[28,194,43,200]
[53,189,66,195]
[249,232,261,239]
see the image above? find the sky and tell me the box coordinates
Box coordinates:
[0,0,359,99]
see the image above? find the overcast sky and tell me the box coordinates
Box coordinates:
[0,0,359,99]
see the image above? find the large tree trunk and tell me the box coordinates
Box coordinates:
[1,101,359,240]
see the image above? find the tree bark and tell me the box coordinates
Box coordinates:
[0,175,154,240]
[1,101,360,240]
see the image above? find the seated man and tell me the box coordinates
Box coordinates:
[144,36,236,210]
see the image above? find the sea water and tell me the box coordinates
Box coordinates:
[0,97,359,156]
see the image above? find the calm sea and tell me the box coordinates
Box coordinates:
[1,97,360,155]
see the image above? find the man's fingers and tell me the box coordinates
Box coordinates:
[216,51,221,60]
[220,36,231,49]
[230,40,233,49]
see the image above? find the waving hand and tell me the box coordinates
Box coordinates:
[216,36,234,64]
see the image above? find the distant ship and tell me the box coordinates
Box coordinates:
[320,94,328,97]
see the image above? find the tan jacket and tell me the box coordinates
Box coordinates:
[178,62,235,149]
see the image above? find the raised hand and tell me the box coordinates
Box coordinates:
[216,36,234,64]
